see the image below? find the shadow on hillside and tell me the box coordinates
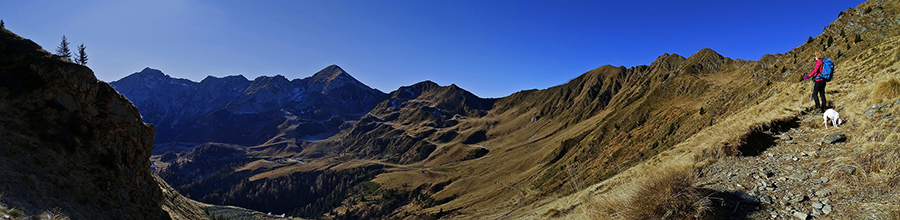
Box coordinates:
[738,117,800,156]
[702,189,760,220]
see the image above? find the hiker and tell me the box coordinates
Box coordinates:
[803,51,832,113]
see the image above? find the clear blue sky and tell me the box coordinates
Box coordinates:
[2,0,862,98]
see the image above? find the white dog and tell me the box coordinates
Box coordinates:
[823,109,842,128]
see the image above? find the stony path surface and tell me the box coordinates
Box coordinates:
[695,112,872,220]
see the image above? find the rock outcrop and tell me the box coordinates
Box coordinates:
[0,28,169,219]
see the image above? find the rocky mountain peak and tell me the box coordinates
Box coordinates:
[245,75,290,93]
[683,48,727,74]
[408,80,440,90]
[690,48,723,59]
[650,52,687,72]
[251,74,290,83]
[306,64,372,94]
[127,67,167,81]
[310,64,348,80]
[200,74,250,84]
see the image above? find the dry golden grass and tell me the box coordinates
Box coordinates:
[870,78,900,102]
[697,141,739,163]
[38,208,70,220]
[0,203,70,220]
[590,166,708,220]
[798,34,900,218]
[574,18,900,220]
[856,142,900,175]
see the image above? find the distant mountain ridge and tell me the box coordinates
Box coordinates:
[110,65,387,150]
[115,0,900,219]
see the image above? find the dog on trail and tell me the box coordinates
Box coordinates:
[823,109,842,128]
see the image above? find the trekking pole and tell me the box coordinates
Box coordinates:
[809,81,815,112]
[799,81,804,115]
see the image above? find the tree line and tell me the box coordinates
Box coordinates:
[1,20,88,66]
[1,19,88,66]
[55,35,88,66]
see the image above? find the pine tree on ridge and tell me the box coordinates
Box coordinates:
[55,35,72,62]
[76,43,88,65]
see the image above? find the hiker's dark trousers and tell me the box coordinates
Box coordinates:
[812,80,827,111]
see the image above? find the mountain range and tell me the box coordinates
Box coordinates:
[110,65,387,153]
[137,1,900,218]
[2,0,899,219]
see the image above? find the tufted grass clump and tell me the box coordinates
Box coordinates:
[870,78,900,101]
[592,167,709,220]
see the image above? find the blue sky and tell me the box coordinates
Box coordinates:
[3,0,862,98]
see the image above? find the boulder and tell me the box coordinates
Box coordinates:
[792,211,809,219]
[833,165,857,175]
[864,104,884,118]
[821,134,847,144]
[803,115,823,123]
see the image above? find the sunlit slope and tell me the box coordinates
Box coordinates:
[153,0,900,219]
[359,0,900,219]
[511,0,900,219]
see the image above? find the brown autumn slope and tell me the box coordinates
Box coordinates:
[152,0,899,219]
[328,0,900,219]
[363,48,771,219]
[523,0,900,219]
[219,37,791,219]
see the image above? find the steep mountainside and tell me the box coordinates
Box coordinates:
[141,0,900,219]
[341,81,495,164]
[526,0,900,219]
[111,65,387,151]
[156,80,496,218]
[0,27,169,219]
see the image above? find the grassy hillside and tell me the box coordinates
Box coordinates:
[518,0,900,219]
[338,0,900,219]
[152,0,900,219]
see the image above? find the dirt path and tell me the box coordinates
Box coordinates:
[695,111,893,219]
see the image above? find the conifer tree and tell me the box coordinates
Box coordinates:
[56,35,72,61]
[1,20,4,29]
[76,43,88,65]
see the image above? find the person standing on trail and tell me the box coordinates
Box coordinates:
[803,51,830,113]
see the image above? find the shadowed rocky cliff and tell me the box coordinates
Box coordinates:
[0,28,169,219]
